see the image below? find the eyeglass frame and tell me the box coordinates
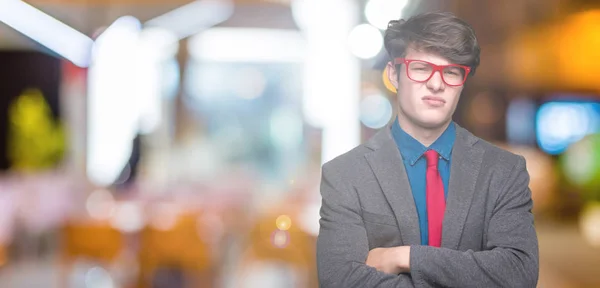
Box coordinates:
[393,58,471,87]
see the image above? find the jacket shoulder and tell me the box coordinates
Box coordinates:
[476,138,526,170]
[323,144,371,171]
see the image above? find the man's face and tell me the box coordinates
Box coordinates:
[387,48,465,130]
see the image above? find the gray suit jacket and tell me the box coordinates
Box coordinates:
[316,123,539,288]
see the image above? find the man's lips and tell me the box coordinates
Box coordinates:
[422,96,445,103]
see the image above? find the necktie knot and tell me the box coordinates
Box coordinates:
[424,150,439,168]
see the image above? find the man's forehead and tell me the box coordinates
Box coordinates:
[404,47,451,65]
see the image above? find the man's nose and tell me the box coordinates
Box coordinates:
[426,70,445,91]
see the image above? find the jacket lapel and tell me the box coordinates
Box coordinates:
[364,127,421,246]
[441,125,484,249]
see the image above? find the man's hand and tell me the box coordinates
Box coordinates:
[366,246,411,274]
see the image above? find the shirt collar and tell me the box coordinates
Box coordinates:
[391,116,456,166]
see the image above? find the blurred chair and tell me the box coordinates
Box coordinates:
[235,208,318,288]
[0,244,6,268]
[62,221,123,261]
[137,212,215,288]
[60,221,124,287]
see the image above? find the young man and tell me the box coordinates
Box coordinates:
[316,12,539,288]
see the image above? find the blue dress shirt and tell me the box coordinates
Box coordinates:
[391,117,456,245]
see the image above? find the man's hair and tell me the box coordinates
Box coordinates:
[384,12,480,76]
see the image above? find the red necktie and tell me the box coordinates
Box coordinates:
[425,150,446,247]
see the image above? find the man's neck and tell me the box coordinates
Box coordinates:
[396,115,450,147]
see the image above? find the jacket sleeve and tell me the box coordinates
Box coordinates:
[317,163,416,287]
[409,156,539,288]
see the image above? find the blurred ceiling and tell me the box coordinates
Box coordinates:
[0,0,295,49]
[0,2,185,49]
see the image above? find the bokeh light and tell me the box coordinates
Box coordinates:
[276,215,292,231]
[360,94,393,129]
[149,202,179,231]
[109,202,144,233]
[580,202,600,248]
[536,102,600,155]
[348,24,383,59]
[85,266,115,288]
[365,0,409,30]
[562,134,600,195]
[271,230,290,248]
[86,189,116,220]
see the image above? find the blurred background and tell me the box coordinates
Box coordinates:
[0,0,599,287]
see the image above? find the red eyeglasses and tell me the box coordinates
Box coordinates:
[394,58,471,86]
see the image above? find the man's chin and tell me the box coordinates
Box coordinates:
[416,118,451,130]
[398,111,451,131]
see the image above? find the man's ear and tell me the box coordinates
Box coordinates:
[384,62,399,92]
